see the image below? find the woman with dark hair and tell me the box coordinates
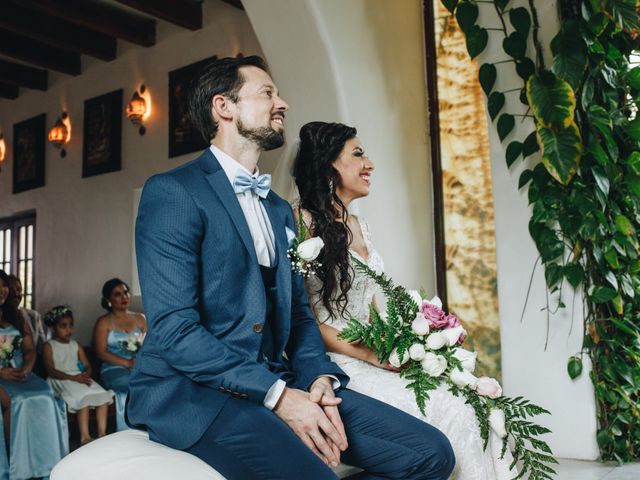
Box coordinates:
[0,270,67,478]
[93,278,146,431]
[293,122,516,480]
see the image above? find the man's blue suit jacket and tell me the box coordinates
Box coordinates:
[127,148,348,449]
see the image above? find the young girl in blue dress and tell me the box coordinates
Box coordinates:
[44,305,114,445]
[93,278,146,431]
[0,270,67,480]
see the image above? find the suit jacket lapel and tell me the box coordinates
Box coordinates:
[200,149,259,265]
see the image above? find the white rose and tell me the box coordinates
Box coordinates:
[489,408,507,438]
[452,347,477,372]
[449,368,478,388]
[426,296,443,309]
[408,343,426,361]
[443,326,466,347]
[421,352,448,377]
[3,342,13,353]
[408,290,423,306]
[296,237,324,261]
[425,331,447,350]
[388,348,409,368]
[411,313,430,336]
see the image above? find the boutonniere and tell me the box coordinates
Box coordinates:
[287,210,324,277]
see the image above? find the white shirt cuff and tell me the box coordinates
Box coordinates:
[263,379,287,410]
[311,375,340,391]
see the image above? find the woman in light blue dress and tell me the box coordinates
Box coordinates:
[93,278,146,431]
[0,270,68,480]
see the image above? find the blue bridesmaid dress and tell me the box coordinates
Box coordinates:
[100,328,141,431]
[0,325,68,480]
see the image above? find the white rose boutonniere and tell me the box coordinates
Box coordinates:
[288,210,324,277]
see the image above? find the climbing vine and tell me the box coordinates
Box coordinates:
[440,0,640,461]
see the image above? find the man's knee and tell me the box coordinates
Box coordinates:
[415,428,456,480]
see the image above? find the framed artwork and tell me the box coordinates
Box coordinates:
[168,56,215,158]
[82,89,123,178]
[13,114,46,194]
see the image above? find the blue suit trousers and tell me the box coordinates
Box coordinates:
[185,388,455,479]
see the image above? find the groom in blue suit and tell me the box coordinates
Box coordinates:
[127,55,455,479]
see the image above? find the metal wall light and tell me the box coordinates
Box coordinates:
[126,84,149,135]
[48,112,71,158]
[0,130,5,172]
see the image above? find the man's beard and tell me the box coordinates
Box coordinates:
[236,118,285,151]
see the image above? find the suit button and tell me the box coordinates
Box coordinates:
[253,323,263,333]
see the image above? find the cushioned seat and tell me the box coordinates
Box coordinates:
[51,429,361,479]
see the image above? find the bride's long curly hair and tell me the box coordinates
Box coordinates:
[293,121,357,320]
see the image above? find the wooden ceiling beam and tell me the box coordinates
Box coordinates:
[0,29,81,76]
[0,82,19,100]
[115,0,202,30]
[0,0,117,61]
[18,0,156,48]
[0,59,47,91]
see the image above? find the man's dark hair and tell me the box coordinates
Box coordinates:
[189,55,269,142]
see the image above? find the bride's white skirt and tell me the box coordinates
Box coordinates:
[330,352,517,480]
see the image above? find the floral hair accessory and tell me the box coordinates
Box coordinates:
[44,305,73,327]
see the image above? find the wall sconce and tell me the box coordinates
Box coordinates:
[0,131,5,172]
[126,84,149,135]
[48,112,71,158]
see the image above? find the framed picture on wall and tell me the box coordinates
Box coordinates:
[82,89,123,178]
[168,56,216,158]
[13,114,46,194]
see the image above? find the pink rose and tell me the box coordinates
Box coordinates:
[446,314,460,328]
[421,302,447,328]
[476,376,502,399]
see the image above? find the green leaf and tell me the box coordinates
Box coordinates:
[627,116,640,141]
[527,71,577,129]
[466,25,488,58]
[536,122,582,185]
[592,166,610,196]
[506,141,523,167]
[502,32,527,59]
[626,173,640,198]
[518,169,533,189]
[568,356,583,380]
[455,1,478,32]
[605,248,620,270]
[588,105,618,158]
[544,263,563,289]
[441,0,459,13]
[591,285,617,303]
[587,12,608,35]
[627,67,640,90]
[515,58,535,81]
[509,7,531,36]
[497,114,515,142]
[625,152,640,175]
[564,263,584,288]
[523,130,540,157]
[487,92,505,120]
[581,76,594,111]
[550,20,588,89]
[588,141,609,166]
[615,215,634,236]
[479,63,497,95]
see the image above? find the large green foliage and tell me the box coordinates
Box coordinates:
[441,0,640,462]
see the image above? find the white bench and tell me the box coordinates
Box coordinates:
[51,429,361,479]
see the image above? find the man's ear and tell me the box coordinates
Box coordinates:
[211,94,234,122]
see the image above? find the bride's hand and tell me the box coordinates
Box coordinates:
[366,351,400,372]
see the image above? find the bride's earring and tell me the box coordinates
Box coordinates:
[328,179,334,193]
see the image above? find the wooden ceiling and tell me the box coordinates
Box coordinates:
[0,0,244,100]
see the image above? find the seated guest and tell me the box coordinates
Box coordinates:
[0,270,68,479]
[44,305,114,445]
[93,279,146,431]
[7,274,49,353]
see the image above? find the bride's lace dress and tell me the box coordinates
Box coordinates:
[306,217,517,480]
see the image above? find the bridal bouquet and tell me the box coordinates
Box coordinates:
[120,332,145,355]
[339,258,556,480]
[0,335,23,367]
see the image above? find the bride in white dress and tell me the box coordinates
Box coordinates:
[291,121,517,480]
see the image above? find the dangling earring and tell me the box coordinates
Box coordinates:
[107,301,112,308]
[328,179,334,193]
